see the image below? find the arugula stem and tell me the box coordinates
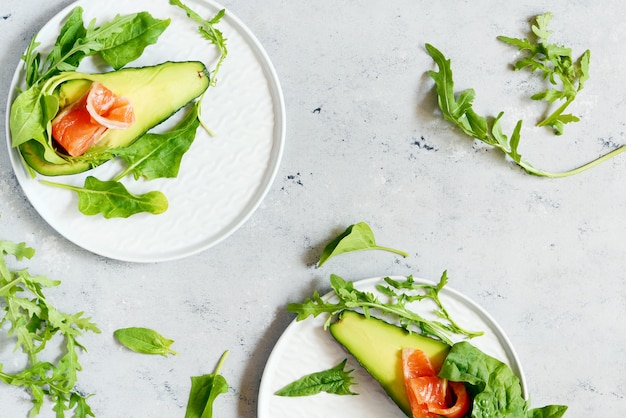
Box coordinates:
[373,246,410,258]
[521,145,626,178]
[214,350,229,374]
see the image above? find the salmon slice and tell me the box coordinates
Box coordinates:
[401,347,470,418]
[52,82,134,157]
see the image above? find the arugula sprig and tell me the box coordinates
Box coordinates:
[169,0,228,87]
[287,272,482,345]
[0,239,100,417]
[425,43,626,177]
[497,12,590,135]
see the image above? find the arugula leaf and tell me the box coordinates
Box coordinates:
[425,43,626,177]
[113,103,200,181]
[318,222,409,267]
[169,0,228,86]
[439,342,567,418]
[0,238,100,417]
[185,351,229,418]
[287,272,482,344]
[41,176,168,218]
[26,7,170,86]
[274,359,357,397]
[114,327,177,356]
[498,12,591,135]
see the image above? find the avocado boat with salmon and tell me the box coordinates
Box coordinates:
[12,61,210,177]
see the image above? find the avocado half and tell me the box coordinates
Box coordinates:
[19,60,210,176]
[329,311,450,417]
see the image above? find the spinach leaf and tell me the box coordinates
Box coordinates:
[185,351,229,418]
[113,104,200,181]
[9,85,47,148]
[41,176,168,218]
[96,12,171,70]
[274,359,357,397]
[318,222,409,267]
[113,327,177,356]
[439,342,567,418]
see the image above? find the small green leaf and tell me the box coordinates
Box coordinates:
[274,359,358,397]
[113,327,177,356]
[185,350,229,418]
[317,222,409,267]
[41,176,168,218]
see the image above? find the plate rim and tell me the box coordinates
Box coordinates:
[4,0,286,263]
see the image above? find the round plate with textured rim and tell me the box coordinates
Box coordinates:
[258,276,527,418]
[5,0,285,262]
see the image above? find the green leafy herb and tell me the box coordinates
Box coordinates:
[497,12,590,135]
[112,103,201,181]
[184,350,229,418]
[0,238,100,417]
[274,359,357,397]
[113,327,177,356]
[40,176,168,218]
[286,272,482,345]
[169,0,228,86]
[440,342,567,418]
[425,43,626,177]
[318,222,409,267]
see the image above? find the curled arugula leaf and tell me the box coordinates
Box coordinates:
[318,222,409,267]
[425,43,626,177]
[0,238,100,417]
[287,272,482,345]
[497,12,590,135]
[274,359,357,397]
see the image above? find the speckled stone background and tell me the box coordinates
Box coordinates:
[1,0,625,417]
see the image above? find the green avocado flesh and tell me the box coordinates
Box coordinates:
[329,311,450,417]
[20,61,209,176]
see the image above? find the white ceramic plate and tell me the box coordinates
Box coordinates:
[5,0,285,262]
[258,276,527,418]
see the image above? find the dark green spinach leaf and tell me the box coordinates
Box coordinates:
[439,342,567,418]
[274,359,357,397]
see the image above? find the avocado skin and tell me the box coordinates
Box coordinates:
[329,311,450,417]
[22,61,210,176]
